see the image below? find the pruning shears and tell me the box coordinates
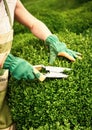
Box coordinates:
[33,65,71,81]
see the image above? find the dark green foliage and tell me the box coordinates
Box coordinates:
[77,0,92,4]
[7,0,92,130]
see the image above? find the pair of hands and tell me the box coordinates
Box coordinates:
[3,35,82,81]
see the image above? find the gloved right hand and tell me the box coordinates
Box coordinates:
[3,54,45,81]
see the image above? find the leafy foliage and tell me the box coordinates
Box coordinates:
[7,0,92,130]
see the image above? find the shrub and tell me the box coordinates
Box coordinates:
[7,0,92,130]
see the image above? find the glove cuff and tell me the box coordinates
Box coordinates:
[3,54,21,74]
[45,34,59,45]
[3,54,14,69]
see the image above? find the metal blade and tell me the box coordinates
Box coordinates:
[44,66,71,73]
[33,65,71,79]
[45,72,68,78]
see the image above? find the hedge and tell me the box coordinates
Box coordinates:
[7,0,92,130]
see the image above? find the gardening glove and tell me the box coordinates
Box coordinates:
[45,35,82,64]
[3,54,45,81]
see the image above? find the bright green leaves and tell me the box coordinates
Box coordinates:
[7,0,92,130]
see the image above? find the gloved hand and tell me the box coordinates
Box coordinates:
[45,35,82,64]
[3,54,45,81]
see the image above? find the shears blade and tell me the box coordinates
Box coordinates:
[34,65,71,79]
[43,66,71,73]
[45,72,68,78]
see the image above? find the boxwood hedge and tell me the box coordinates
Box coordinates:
[7,0,92,130]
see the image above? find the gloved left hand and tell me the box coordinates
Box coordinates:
[45,35,82,64]
[3,54,45,81]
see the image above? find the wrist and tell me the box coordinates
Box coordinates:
[45,34,60,46]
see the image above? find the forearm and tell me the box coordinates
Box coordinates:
[30,19,52,41]
[15,0,52,41]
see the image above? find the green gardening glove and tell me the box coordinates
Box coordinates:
[45,35,82,64]
[3,54,45,81]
